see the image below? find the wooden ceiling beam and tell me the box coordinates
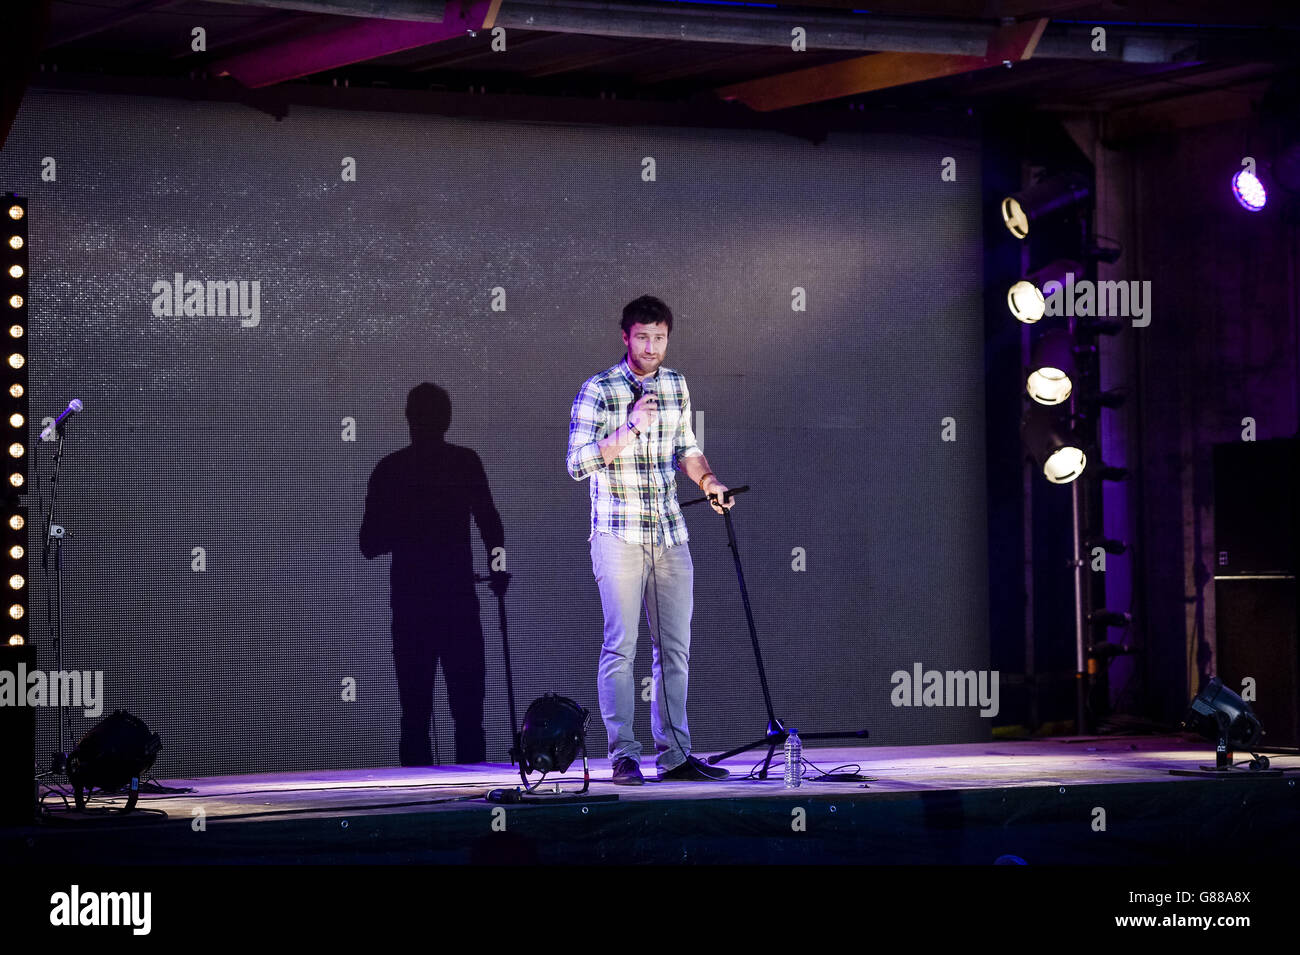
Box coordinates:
[715,17,1047,111]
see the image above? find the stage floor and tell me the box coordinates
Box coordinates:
[7,735,1299,864]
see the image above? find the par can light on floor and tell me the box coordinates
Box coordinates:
[67,709,162,812]
[1171,677,1280,776]
[1182,677,1262,750]
[517,693,591,794]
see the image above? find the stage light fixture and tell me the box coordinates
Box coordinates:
[1183,677,1262,749]
[1002,198,1030,238]
[1001,173,1090,239]
[1027,329,1076,405]
[516,693,591,793]
[1006,260,1084,324]
[3,506,24,649]
[67,710,163,811]
[1021,404,1087,484]
[7,443,22,458]
[519,693,587,774]
[4,196,27,496]
[1044,448,1085,484]
[1007,281,1045,324]
[1231,168,1267,211]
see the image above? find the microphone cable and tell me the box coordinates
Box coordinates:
[637,378,694,775]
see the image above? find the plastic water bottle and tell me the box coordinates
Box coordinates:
[783,728,802,788]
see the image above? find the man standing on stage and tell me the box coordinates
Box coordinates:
[566,295,735,785]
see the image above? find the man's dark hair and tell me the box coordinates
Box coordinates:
[406,382,452,438]
[621,295,673,336]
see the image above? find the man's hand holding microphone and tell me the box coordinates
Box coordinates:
[628,391,659,434]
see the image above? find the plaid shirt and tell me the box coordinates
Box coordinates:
[567,356,704,545]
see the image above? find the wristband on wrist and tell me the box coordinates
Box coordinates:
[698,471,715,490]
[627,420,641,438]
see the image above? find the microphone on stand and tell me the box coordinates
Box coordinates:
[40,398,83,440]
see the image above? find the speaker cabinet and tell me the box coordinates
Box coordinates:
[1215,579,1299,747]
[0,642,36,824]
[1213,438,1299,748]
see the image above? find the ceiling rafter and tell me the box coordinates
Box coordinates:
[715,17,1048,111]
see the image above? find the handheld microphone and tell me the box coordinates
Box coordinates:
[40,398,83,441]
[630,377,656,437]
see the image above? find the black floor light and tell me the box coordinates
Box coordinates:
[1172,678,1277,776]
[517,693,590,794]
[67,709,162,811]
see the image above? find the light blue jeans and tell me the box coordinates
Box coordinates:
[590,531,693,772]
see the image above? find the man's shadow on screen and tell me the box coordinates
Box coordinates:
[358,382,507,766]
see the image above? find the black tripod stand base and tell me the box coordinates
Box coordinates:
[707,727,870,779]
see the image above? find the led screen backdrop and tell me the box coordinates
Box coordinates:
[2,88,988,778]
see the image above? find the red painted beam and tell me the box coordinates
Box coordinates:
[211,0,496,89]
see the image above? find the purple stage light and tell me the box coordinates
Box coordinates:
[1232,168,1267,211]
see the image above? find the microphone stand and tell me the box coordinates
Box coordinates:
[40,422,74,776]
[684,485,869,778]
